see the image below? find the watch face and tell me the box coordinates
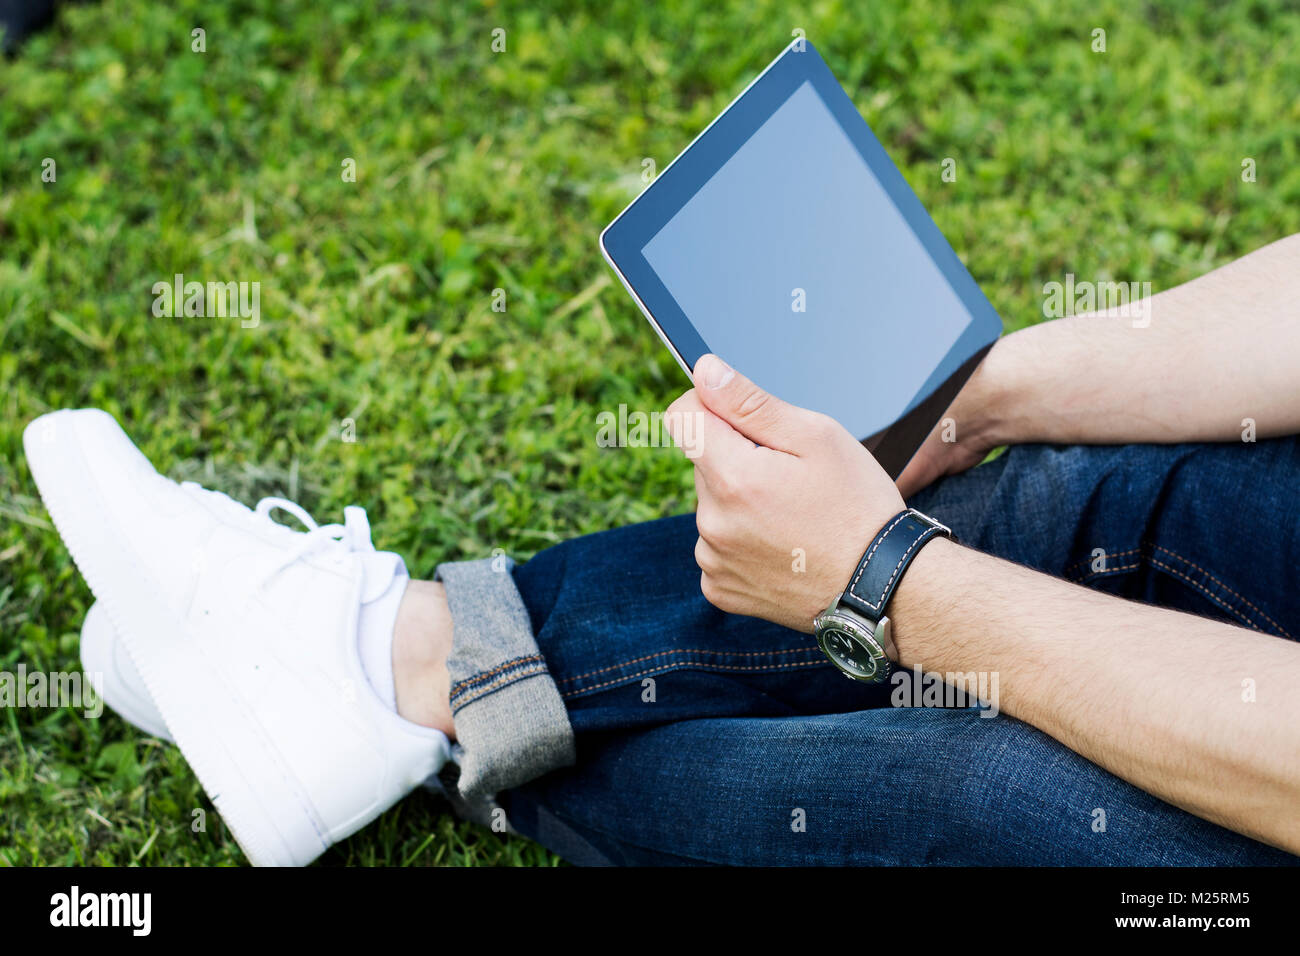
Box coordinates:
[818,623,884,681]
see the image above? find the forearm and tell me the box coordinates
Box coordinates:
[969,232,1300,447]
[891,537,1300,854]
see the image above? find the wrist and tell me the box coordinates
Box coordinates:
[884,534,964,665]
[959,330,1040,450]
[814,507,951,681]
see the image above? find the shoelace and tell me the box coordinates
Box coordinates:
[181,483,376,584]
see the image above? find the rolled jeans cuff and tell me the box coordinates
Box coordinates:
[434,556,576,811]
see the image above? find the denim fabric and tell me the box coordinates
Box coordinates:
[443,438,1300,864]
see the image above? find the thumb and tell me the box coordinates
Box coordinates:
[692,354,818,454]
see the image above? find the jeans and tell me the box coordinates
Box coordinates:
[446,439,1300,865]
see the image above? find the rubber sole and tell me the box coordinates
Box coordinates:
[80,603,174,742]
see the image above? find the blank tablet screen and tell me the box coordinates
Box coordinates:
[641,80,972,440]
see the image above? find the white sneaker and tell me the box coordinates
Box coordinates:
[25,408,451,866]
[80,601,448,795]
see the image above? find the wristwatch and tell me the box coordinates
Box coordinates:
[814,508,952,682]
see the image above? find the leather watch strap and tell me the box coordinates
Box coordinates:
[841,509,952,621]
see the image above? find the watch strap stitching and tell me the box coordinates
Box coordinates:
[857,524,940,612]
[844,509,948,614]
[847,511,908,596]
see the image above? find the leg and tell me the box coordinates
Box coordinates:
[908,437,1300,637]
[445,436,1300,804]
[47,405,1298,863]
[502,708,1300,866]
[479,438,1300,862]
[434,512,895,805]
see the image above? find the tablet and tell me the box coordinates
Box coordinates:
[600,39,1003,477]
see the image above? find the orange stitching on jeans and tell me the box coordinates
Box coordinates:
[1149,546,1293,639]
[454,654,828,710]
[558,646,818,685]
[1145,556,1265,634]
[561,657,830,698]
[1068,560,1140,582]
[450,654,545,695]
[1066,542,1292,639]
[451,664,550,711]
[1064,547,1140,576]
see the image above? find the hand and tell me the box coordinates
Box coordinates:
[895,339,1010,498]
[895,413,994,499]
[665,354,904,633]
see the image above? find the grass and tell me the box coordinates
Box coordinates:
[1,0,1298,866]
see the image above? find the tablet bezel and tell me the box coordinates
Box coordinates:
[599,39,1003,477]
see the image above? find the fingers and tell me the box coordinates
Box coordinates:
[693,532,721,575]
[665,388,758,479]
[691,354,826,455]
[692,481,735,613]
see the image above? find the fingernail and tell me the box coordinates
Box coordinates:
[700,354,734,390]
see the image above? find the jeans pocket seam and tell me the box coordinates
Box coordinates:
[1064,546,1141,578]
[1068,541,1285,637]
[1147,546,1291,639]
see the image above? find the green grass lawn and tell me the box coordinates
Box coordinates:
[1,0,1298,866]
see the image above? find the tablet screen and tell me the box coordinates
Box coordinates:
[641,80,972,439]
